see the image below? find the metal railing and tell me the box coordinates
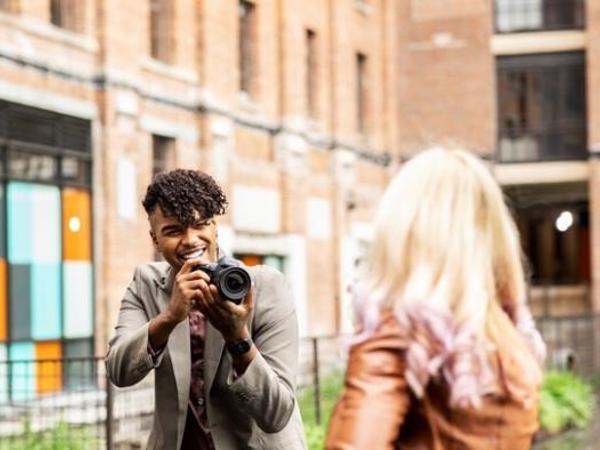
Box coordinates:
[495,0,585,33]
[0,319,598,447]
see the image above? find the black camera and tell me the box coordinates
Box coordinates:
[193,256,251,304]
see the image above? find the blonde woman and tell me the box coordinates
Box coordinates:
[326,148,546,450]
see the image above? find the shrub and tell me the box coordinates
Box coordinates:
[299,370,344,450]
[539,371,595,435]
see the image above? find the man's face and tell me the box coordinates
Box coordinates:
[149,206,218,271]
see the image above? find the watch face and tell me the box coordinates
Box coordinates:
[228,339,251,355]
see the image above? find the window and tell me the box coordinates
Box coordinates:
[356,52,368,133]
[152,135,175,179]
[0,101,93,400]
[306,29,318,118]
[50,0,84,32]
[507,183,589,288]
[235,254,285,273]
[150,0,174,63]
[495,0,585,33]
[239,0,257,95]
[497,52,586,162]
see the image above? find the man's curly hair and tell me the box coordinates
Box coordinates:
[142,169,228,224]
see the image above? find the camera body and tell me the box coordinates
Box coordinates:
[193,256,251,304]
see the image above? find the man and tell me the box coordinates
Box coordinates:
[106,169,306,449]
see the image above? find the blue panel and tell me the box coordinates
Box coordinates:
[9,264,31,340]
[0,344,7,403]
[9,342,35,402]
[31,263,61,340]
[63,262,92,338]
[7,182,33,264]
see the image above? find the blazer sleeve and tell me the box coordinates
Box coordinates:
[325,316,411,450]
[223,266,300,433]
[105,266,163,387]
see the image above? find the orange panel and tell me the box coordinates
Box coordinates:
[0,259,5,341]
[62,189,91,261]
[36,341,62,395]
[239,255,262,266]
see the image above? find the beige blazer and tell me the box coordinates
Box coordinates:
[105,262,307,450]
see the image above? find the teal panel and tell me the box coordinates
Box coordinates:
[63,262,92,338]
[64,339,94,389]
[0,344,7,403]
[31,263,61,340]
[9,342,35,402]
[31,185,61,263]
[7,182,33,264]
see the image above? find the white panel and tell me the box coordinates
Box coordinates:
[232,186,280,233]
[287,235,307,337]
[31,185,61,263]
[116,158,137,221]
[63,262,93,338]
[306,197,332,240]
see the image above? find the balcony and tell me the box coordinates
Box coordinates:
[497,51,587,163]
[495,0,585,34]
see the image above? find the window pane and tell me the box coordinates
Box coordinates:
[63,262,93,339]
[9,152,57,181]
[62,157,91,185]
[35,341,62,395]
[497,52,586,162]
[150,0,173,62]
[239,0,256,94]
[9,341,35,401]
[63,339,95,390]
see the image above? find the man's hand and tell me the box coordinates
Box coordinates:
[148,258,207,352]
[194,263,257,375]
[165,258,208,323]
[194,270,254,343]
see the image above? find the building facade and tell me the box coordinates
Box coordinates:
[0,0,398,399]
[0,0,597,400]
[394,0,596,318]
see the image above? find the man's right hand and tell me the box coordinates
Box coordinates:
[149,258,211,352]
[165,258,211,323]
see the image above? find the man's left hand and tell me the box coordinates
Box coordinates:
[194,277,254,343]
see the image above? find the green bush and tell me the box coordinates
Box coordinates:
[300,369,596,448]
[299,370,344,450]
[10,420,95,450]
[539,371,595,435]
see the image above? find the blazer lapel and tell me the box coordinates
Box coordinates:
[155,265,191,432]
[204,320,225,392]
[167,319,191,433]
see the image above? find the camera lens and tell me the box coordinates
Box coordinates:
[219,267,251,303]
[225,272,245,293]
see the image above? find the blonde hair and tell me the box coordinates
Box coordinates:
[366,148,526,339]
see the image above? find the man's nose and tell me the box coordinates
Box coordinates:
[181,227,199,245]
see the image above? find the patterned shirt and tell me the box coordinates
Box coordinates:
[180,308,215,450]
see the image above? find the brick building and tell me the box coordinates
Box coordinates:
[0,0,597,399]
[394,0,596,318]
[0,0,398,398]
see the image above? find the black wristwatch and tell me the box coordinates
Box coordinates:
[226,337,253,355]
